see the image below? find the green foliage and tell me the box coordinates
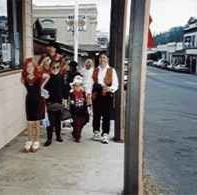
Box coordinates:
[153,26,184,46]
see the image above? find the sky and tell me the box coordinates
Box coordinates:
[0,0,196,34]
[150,0,197,34]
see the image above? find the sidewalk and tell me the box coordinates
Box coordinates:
[0,122,124,195]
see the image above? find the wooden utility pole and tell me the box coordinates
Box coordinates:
[109,0,128,142]
[124,0,150,194]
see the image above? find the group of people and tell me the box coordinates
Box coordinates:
[21,41,118,153]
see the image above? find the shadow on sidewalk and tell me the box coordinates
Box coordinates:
[0,122,124,195]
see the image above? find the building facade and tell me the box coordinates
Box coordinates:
[183,17,197,73]
[33,4,98,46]
[0,0,33,149]
[149,17,197,74]
[0,1,100,149]
[156,42,184,63]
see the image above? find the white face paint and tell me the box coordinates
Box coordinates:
[51,63,60,75]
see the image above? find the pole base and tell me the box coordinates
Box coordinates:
[113,137,124,143]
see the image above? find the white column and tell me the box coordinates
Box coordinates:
[22,0,33,59]
[74,0,78,62]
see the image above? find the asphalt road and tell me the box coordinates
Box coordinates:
[144,67,197,195]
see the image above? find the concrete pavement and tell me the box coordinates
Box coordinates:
[0,122,124,195]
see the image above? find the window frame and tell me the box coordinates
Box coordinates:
[0,0,23,74]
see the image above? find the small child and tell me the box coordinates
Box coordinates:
[69,75,89,142]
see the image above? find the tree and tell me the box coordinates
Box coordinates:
[153,26,184,46]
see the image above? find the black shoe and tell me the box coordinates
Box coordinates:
[56,137,63,142]
[44,140,52,147]
[74,138,80,143]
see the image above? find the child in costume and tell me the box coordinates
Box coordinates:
[69,75,89,142]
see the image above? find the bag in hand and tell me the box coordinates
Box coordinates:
[61,108,71,121]
[47,102,71,121]
[47,103,64,112]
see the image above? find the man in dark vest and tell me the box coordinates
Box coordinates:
[92,51,118,144]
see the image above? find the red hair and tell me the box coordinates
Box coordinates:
[22,57,42,84]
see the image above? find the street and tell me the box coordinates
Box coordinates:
[144,67,197,195]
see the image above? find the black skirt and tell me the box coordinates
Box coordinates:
[25,81,45,121]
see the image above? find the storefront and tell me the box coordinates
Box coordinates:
[0,0,33,149]
[183,17,197,74]
[185,53,197,73]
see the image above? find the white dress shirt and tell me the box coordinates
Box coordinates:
[97,64,119,93]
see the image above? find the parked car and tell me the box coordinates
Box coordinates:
[156,59,170,69]
[173,64,190,73]
[0,62,10,71]
[147,59,155,66]
[152,61,158,67]
[167,63,176,71]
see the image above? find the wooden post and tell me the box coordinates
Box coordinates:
[124,0,150,194]
[109,0,128,142]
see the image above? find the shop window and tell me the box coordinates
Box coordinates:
[184,36,191,48]
[191,35,195,48]
[78,15,86,32]
[0,0,22,73]
[66,15,86,32]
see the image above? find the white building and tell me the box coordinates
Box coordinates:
[156,42,184,64]
[183,17,197,73]
[33,4,98,46]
